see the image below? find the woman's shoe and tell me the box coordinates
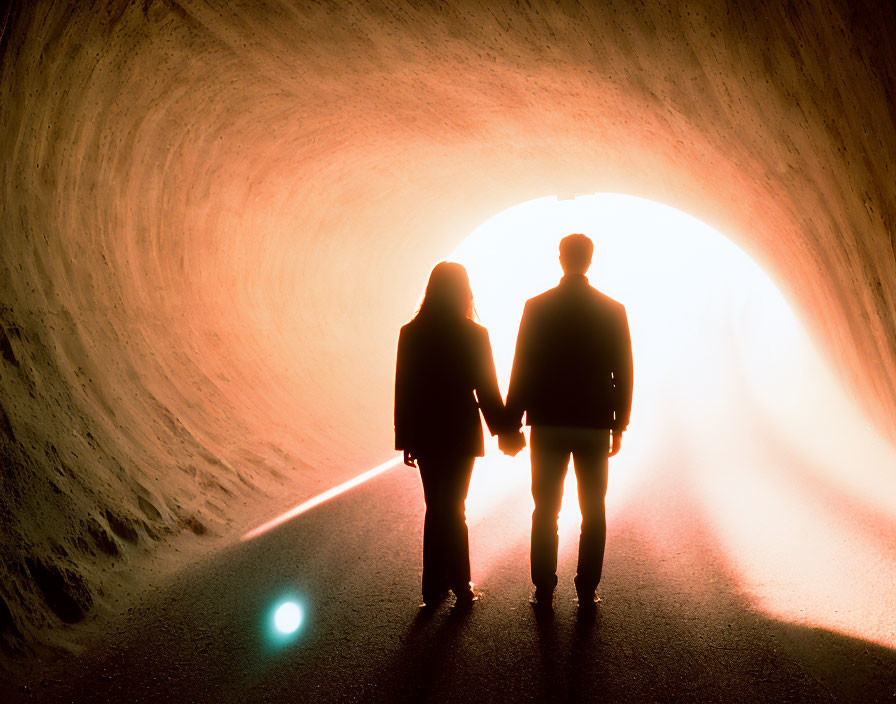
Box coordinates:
[452,583,480,608]
[528,586,554,608]
[420,588,449,609]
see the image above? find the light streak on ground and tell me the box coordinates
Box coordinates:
[241,456,402,541]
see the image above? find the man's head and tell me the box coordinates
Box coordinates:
[559,233,593,276]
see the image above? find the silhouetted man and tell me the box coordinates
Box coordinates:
[505,233,633,608]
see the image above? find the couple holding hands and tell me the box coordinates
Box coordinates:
[394,234,633,610]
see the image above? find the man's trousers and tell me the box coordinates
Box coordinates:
[529,426,610,593]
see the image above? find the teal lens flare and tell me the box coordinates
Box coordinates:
[273,601,302,634]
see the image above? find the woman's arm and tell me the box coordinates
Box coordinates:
[394,326,413,452]
[473,327,506,436]
[505,300,534,430]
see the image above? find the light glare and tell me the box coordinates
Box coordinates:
[274,602,302,634]
[451,193,896,650]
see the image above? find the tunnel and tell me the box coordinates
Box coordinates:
[1,0,895,699]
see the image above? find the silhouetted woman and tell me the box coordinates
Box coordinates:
[394,262,505,608]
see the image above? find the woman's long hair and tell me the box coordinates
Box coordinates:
[414,261,475,321]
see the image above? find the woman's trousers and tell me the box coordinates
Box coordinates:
[418,454,475,601]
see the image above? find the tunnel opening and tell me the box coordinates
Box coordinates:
[445,193,896,650]
[244,191,896,650]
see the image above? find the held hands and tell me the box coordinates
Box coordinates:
[408,431,612,462]
[498,429,526,457]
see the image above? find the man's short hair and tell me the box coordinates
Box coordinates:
[559,233,593,267]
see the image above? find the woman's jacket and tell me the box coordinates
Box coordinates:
[395,314,504,458]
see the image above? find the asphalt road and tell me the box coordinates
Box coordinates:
[6,453,896,703]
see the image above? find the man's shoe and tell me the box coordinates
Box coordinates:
[576,590,602,608]
[528,586,554,608]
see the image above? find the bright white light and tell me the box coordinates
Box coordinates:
[452,193,797,514]
[274,602,302,634]
[450,193,896,650]
[451,193,791,389]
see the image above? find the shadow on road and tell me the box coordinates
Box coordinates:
[4,463,895,703]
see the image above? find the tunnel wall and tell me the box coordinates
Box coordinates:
[1,0,894,650]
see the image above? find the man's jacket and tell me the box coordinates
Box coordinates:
[506,274,633,431]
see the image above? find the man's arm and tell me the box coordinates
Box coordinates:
[505,301,534,430]
[610,305,633,454]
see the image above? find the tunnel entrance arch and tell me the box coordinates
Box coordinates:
[449,192,801,430]
[448,193,896,649]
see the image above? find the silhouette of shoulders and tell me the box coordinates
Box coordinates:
[402,315,488,334]
[507,273,632,431]
[399,315,493,360]
[525,274,625,314]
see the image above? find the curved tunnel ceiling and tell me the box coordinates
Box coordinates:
[0,0,894,644]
